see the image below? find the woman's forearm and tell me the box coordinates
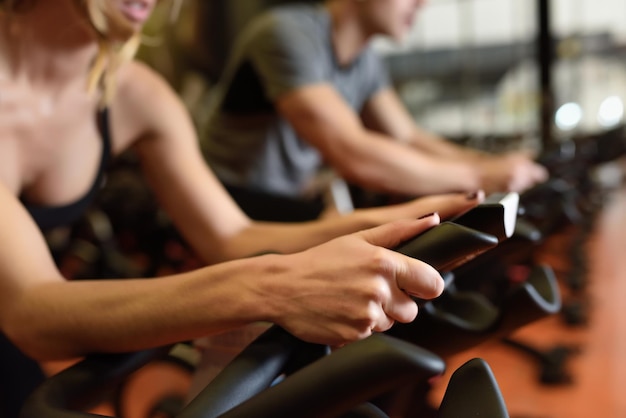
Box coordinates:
[217,212,376,259]
[3,218,448,362]
[217,192,482,261]
[3,257,274,361]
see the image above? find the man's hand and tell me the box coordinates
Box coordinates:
[479,152,549,194]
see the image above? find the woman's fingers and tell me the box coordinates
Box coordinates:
[394,255,444,300]
[413,190,485,220]
[381,283,420,325]
[358,215,440,249]
[358,218,446,322]
[368,253,442,330]
[368,299,398,332]
[359,216,446,300]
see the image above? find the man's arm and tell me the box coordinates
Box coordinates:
[279,84,547,195]
[375,89,550,193]
[276,84,483,196]
[361,88,488,162]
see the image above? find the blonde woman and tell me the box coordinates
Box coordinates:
[0,0,482,414]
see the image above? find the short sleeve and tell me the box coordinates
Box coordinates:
[358,47,392,102]
[243,12,328,100]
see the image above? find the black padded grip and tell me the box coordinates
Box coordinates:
[438,358,509,418]
[20,328,446,418]
[394,222,499,273]
[452,192,519,241]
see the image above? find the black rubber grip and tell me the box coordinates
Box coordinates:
[452,192,519,241]
[394,222,499,273]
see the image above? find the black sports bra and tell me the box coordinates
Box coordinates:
[22,109,112,230]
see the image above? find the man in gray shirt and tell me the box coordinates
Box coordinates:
[202,0,548,220]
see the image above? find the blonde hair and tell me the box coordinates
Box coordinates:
[79,0,143,106]
[1,0,143,107]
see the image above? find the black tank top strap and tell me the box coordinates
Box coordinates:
[97,107,112,170]
[23,108,113,230]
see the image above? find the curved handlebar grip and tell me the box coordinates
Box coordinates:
[497,264,562,331]
[181,326,328,417]
[452,192,519,241]
[20,346,171,418]
[394,222,499,273]
[21,328,445,418]
[438,358,509,418]
[387,264,561,358]
[206,334,445,418]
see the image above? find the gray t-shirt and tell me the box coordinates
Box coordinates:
[202,4,390,198]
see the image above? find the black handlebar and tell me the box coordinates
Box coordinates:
[20,327,446,418]
[20,346,171,418]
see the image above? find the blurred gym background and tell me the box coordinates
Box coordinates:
[141,0,626,154]
[44,2,626,417]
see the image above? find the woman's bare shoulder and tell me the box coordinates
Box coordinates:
[117,60,178,104]
[111,60,187,146]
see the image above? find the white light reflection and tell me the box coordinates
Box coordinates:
[597,96,624,128]
[555,102,583,131]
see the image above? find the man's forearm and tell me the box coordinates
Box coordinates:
[329,130,482,196]
[407,126,488,162]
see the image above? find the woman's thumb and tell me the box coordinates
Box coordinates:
[359,214,440,249]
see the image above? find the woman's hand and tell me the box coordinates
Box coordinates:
[362,190,484,225]
[259,215,444,347]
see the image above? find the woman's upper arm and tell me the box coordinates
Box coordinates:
[0,182,63,323]
[112,62,252,263]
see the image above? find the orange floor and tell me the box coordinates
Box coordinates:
[429,186,626,418]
